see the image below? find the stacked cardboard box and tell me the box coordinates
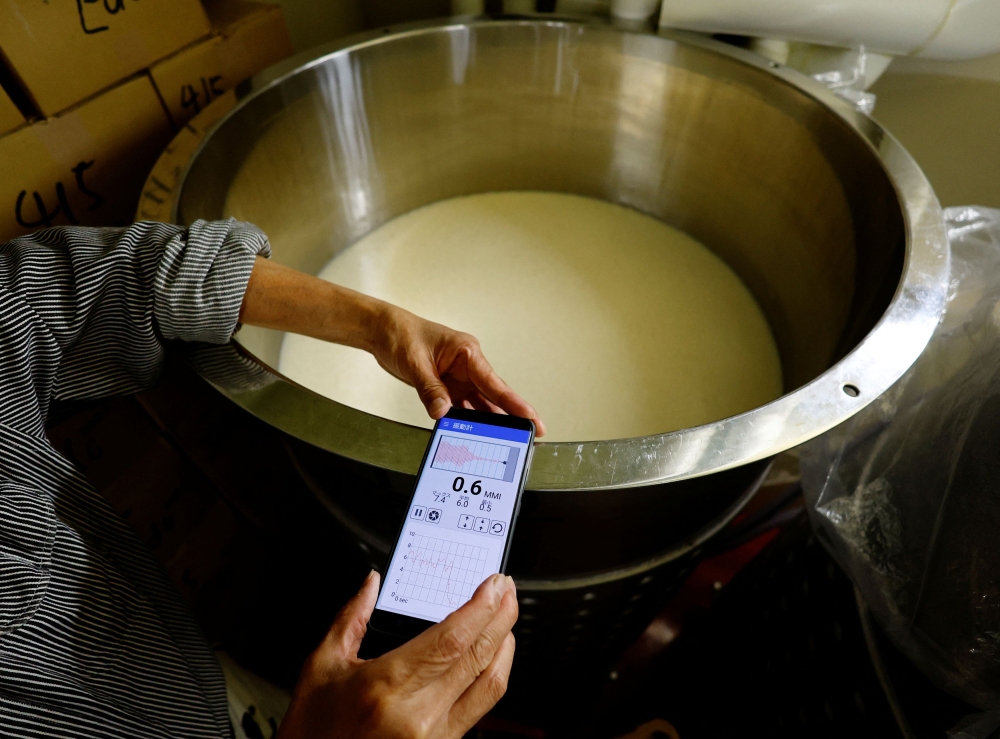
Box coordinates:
[151,1,293,129]
[0,85,24,137]
[0,76,174,239]
[0,0,293,242]
[0,0,212,117]
[137,92,238,223]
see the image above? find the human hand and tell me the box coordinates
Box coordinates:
[240,257,545,436]
[370,305,547,436]
[277,571,519,739]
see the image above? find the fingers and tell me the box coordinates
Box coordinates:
[463,348,546,437]
[457,390,502,415]
[413,358,454,419]
[319,570,380,664]
[391,574,512,687]
[459,394,500,414]
[396,321,544,433]
[439,584,518,694]
[448,632,516,733]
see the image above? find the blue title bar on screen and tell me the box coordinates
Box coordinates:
[439,418,531,444]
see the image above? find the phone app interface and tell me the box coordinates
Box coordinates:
[376,418,531,623]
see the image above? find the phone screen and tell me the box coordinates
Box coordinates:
[374,412,533,626]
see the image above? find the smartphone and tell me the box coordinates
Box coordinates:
[369,407,535,640]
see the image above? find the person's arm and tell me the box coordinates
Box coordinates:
[241,257,535,735]
[0,219,268,435]
[240,256,546,435]
[278,571,519,739]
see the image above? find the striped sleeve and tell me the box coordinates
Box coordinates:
[0,219,270,433]
[154,219,271,343]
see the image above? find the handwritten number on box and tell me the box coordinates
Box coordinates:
[15,160,104,230]
[181,76,225,116]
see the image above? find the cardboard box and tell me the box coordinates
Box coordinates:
[0,74,174,243]
[150,1,293,129]
[137,91,237,222]
[0,85,24,137]
[0,0,211,116]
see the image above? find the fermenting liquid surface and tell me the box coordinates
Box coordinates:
[278,192,783,441]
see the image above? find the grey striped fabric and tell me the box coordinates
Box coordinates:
[0,219,271,738]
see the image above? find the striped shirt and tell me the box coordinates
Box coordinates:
[0,220,271,738]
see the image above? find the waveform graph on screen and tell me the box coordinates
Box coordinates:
[398,535,489,608]
[431,435,520,482]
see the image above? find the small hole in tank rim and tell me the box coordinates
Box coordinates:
[843,384,861,398]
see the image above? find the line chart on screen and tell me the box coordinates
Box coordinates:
[430,435,520,481]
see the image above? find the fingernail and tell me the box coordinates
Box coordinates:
[430,399,448,417]
[506,575,516,593]
[364,569,377,584]
[493,573,508,597]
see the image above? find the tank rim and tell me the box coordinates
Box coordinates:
[161,17,950,492]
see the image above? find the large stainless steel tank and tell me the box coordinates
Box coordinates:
[164,17,948,691]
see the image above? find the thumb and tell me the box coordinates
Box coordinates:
[413,361,452,419]
[323,570,380,662]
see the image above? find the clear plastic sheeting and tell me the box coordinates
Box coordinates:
[801,207,1000,710]
[949,710,1000,739]
[806,45,878,115]
[747,39,886,114]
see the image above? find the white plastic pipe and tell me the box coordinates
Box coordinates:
[611,0,661,22]
[658,0,1000,60]
[920,0,1000,59]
